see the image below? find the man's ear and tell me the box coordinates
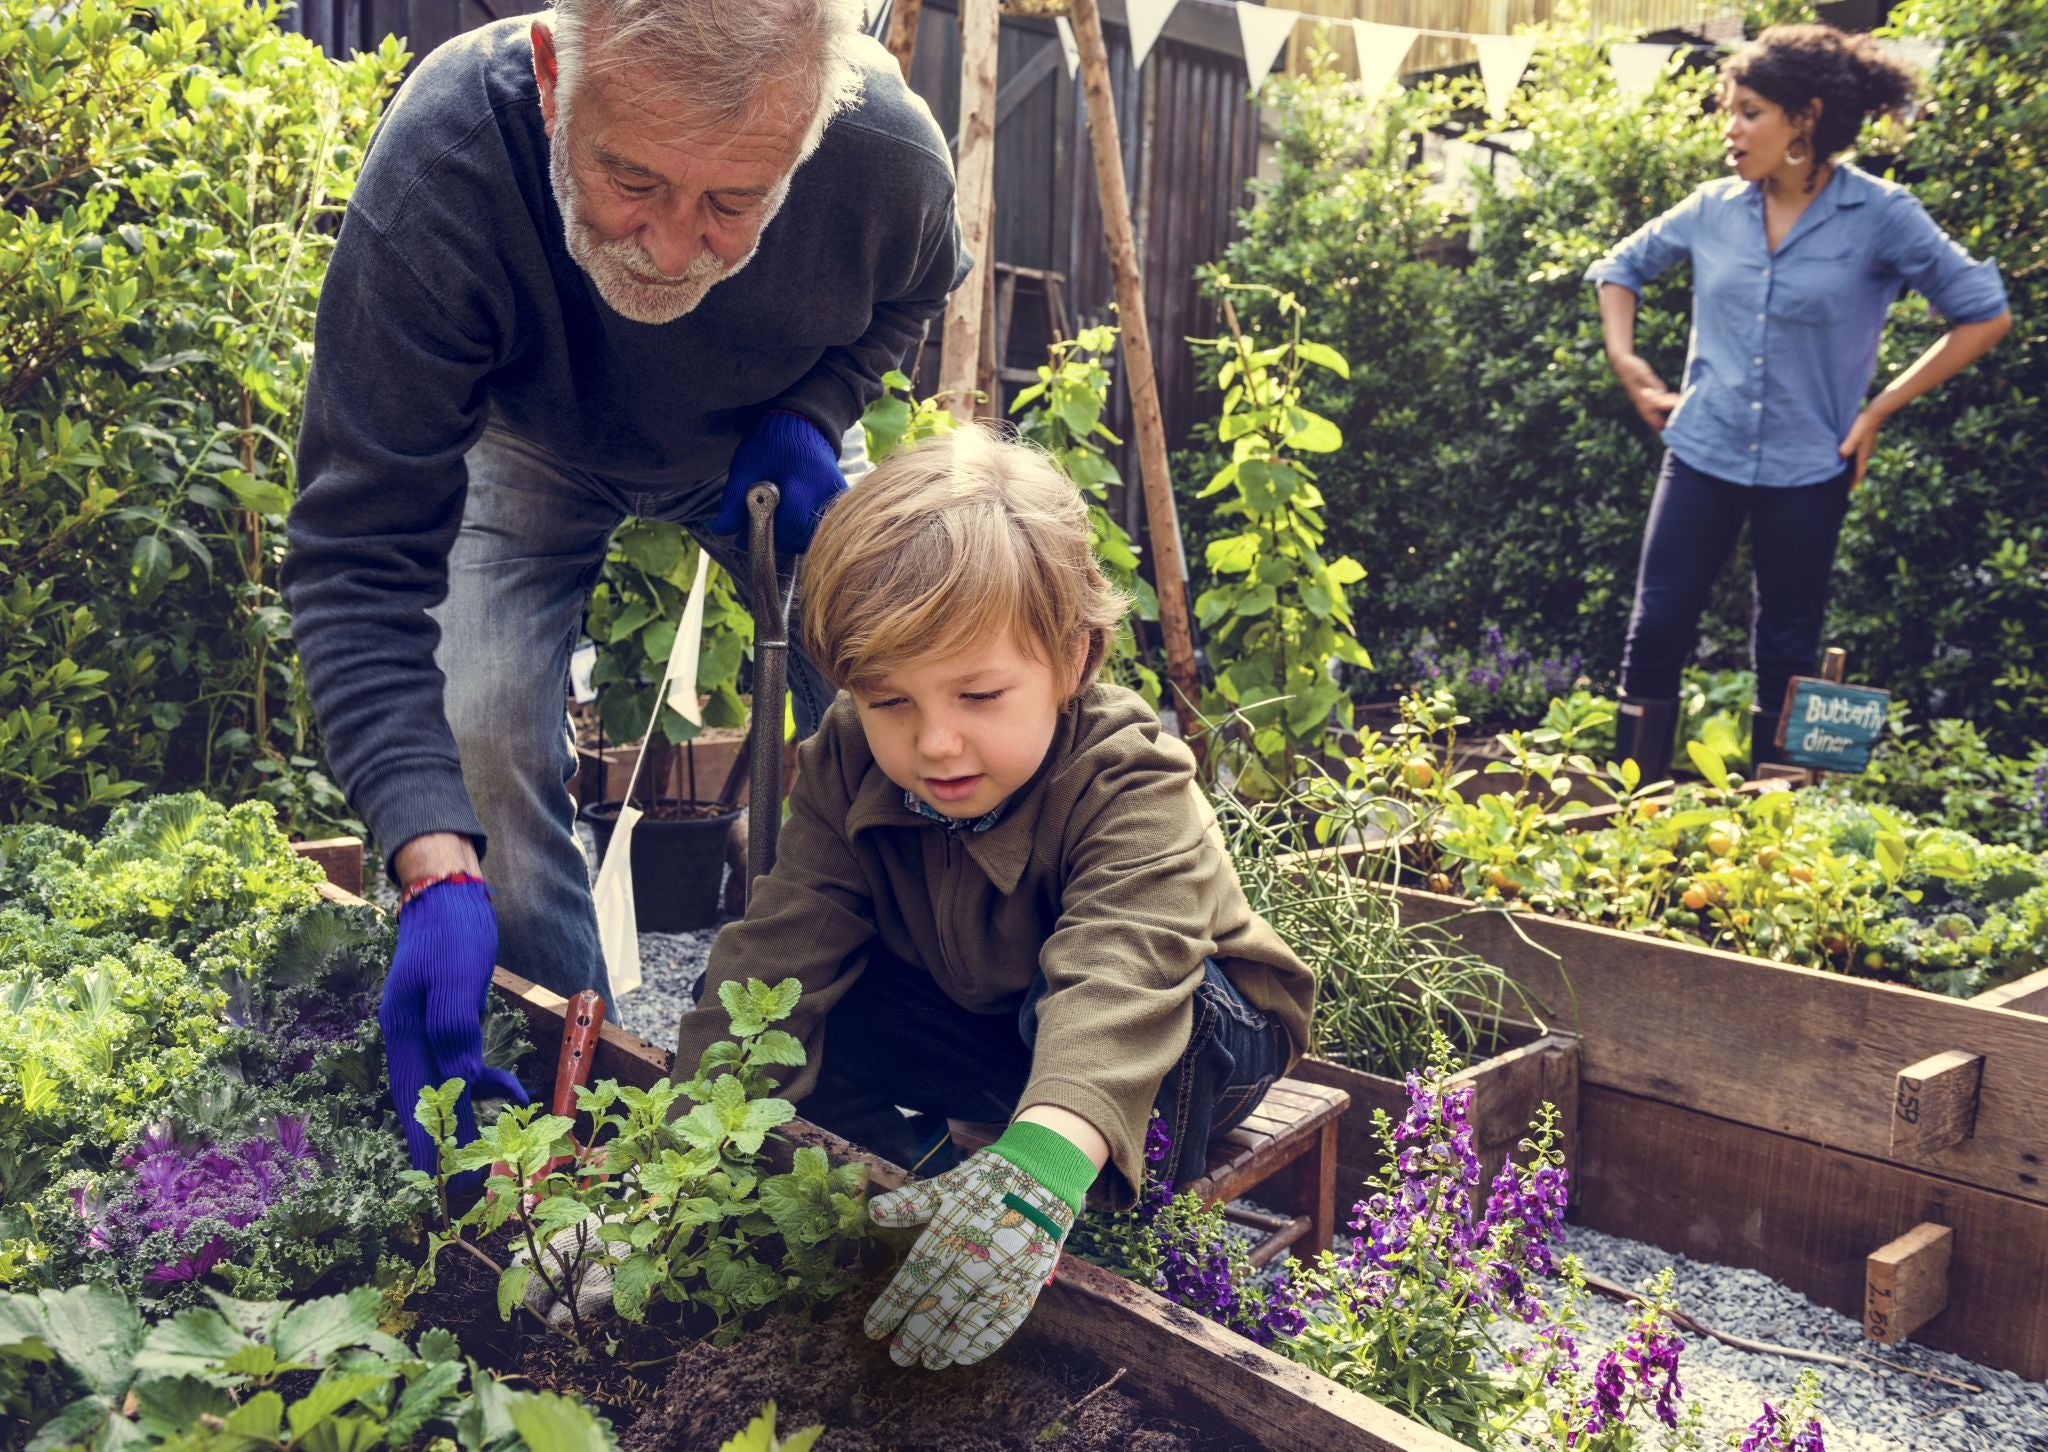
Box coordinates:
[532,21,560,134]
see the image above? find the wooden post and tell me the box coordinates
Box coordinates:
[1865,1222,1954,1344]
[1067,0,1202,732]
[1890,1050,1985,1159]
[883,0,923,80]
[937,0,998,414]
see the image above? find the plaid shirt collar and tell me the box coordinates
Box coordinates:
[902,789,1007,834]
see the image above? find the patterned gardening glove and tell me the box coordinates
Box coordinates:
[864,1121,1095,1370]
[711,410,846,554]
[379,876,529,1173]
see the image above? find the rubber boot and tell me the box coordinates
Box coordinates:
[1613,695,1679,783]
[1749,705,1785,772]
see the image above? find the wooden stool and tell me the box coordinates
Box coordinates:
[947,1077,1350,1269]
[1186,1078,1349,1268]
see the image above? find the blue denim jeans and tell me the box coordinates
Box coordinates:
[426,422,864,1002]
[1620,450,1854,711]
[800,949,1290,1199]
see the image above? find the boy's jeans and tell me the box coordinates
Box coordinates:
[798,949,1291,1197]
[425,422,860,1002]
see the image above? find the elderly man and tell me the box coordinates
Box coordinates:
[283,0,962,1171]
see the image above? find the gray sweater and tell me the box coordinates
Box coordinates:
[283,18,961,861]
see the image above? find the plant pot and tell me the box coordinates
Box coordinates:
[579,798,741,933]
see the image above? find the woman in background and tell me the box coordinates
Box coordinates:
[1587,24,2010,776]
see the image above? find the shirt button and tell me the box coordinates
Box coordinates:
[1754,356,1764,366]
[1762,267,1771,279]
[1751,401,1762,411]
[1756,311,1766,321]
[1750,443,1759,452]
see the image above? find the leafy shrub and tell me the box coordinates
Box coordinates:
[0,0,404,831]
[1848,715,2048,852]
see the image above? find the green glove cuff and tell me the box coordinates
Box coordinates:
[986,1120,1097,1215]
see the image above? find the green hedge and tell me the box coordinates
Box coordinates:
[0,0,403,830]
[1205,0,2044,748]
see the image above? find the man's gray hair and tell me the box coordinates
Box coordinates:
[549,0,866,152]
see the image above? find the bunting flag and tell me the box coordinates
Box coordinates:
[1608,41,1672,101]
[1055,13,1080,80]
[1351,19,1415,106]
[1126,0,1176,70]
[1474,32,1537,120]
[1878,37,1942,76]
[1235,3,1300,93]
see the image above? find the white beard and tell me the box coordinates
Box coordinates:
[548,105,785,326]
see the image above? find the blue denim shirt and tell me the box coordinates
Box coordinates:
[1586,164,2007,488]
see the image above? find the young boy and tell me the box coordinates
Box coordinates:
[672,425,1315,1370]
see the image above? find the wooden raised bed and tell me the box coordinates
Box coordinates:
[1381,882,2048,1379]
[1294,1025,1580,1221]
[489,968,1469,1452]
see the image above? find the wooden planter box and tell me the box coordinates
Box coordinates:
[488,968,1469,1452]
[1382,882,2048,1380]
[1294,1025,1580,1221]
[572,729,751,809]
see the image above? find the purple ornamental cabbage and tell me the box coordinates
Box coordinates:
[74,1116,320,1284]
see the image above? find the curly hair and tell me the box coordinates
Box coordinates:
[1722,24,1918,188]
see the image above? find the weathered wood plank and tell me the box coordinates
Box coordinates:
[1972,965,2048,1017]
[292,836,365,896]
[1387,886,2048,1206]
[1574,1086,2048,1380]
[1294,1031,1580,1216]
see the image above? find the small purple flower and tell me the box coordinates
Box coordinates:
[1579,1350,1628,1435]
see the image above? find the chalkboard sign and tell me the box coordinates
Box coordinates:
[1775,678,1891,773]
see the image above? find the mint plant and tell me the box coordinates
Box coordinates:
[412,978,870,1349]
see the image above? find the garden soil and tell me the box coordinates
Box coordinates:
[620,1289,1237,1451]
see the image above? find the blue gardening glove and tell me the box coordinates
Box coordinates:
[864,1122,1094,1369]
[711,410,846,554]
[379,877,529,1173]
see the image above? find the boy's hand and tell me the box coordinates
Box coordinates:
[865,1124,1094,1369]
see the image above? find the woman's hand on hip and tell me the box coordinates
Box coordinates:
[1612,353,1680,432]
[1839,408,1884,490]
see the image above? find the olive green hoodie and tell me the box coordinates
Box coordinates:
[672,683,1315,1203]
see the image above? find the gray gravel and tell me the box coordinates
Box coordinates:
[1543,1224,2048,1451]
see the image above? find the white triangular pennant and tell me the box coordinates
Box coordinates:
[1475,32,1537,121]
[664,547,712,727]
[592,803,643,996]
[1055,14,1080,80]
[1608,42,1671,101]
[1235,3,1299,93]
[1878,37,1942,77]
[1126,0,1176,71]
[1351,20,1414,106]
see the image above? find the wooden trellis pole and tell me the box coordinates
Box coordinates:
[937,0,999,415]
[883,0,923,80]
[1066,0,1202,730]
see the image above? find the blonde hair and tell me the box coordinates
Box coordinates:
[800,425,1130,696]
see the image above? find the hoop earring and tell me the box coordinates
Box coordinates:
[1786,137,1809,166]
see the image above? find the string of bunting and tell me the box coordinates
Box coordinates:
[1065,3,1942,122]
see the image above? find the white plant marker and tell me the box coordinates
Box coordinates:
[1055,14,1080,80]
[594,547,713,999]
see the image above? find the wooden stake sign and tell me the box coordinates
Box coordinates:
[1066,0,1202,729]
[1775,676,1891,773]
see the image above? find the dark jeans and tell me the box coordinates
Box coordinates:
[802,950,1289,1198]
[1620,450,1854,713]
